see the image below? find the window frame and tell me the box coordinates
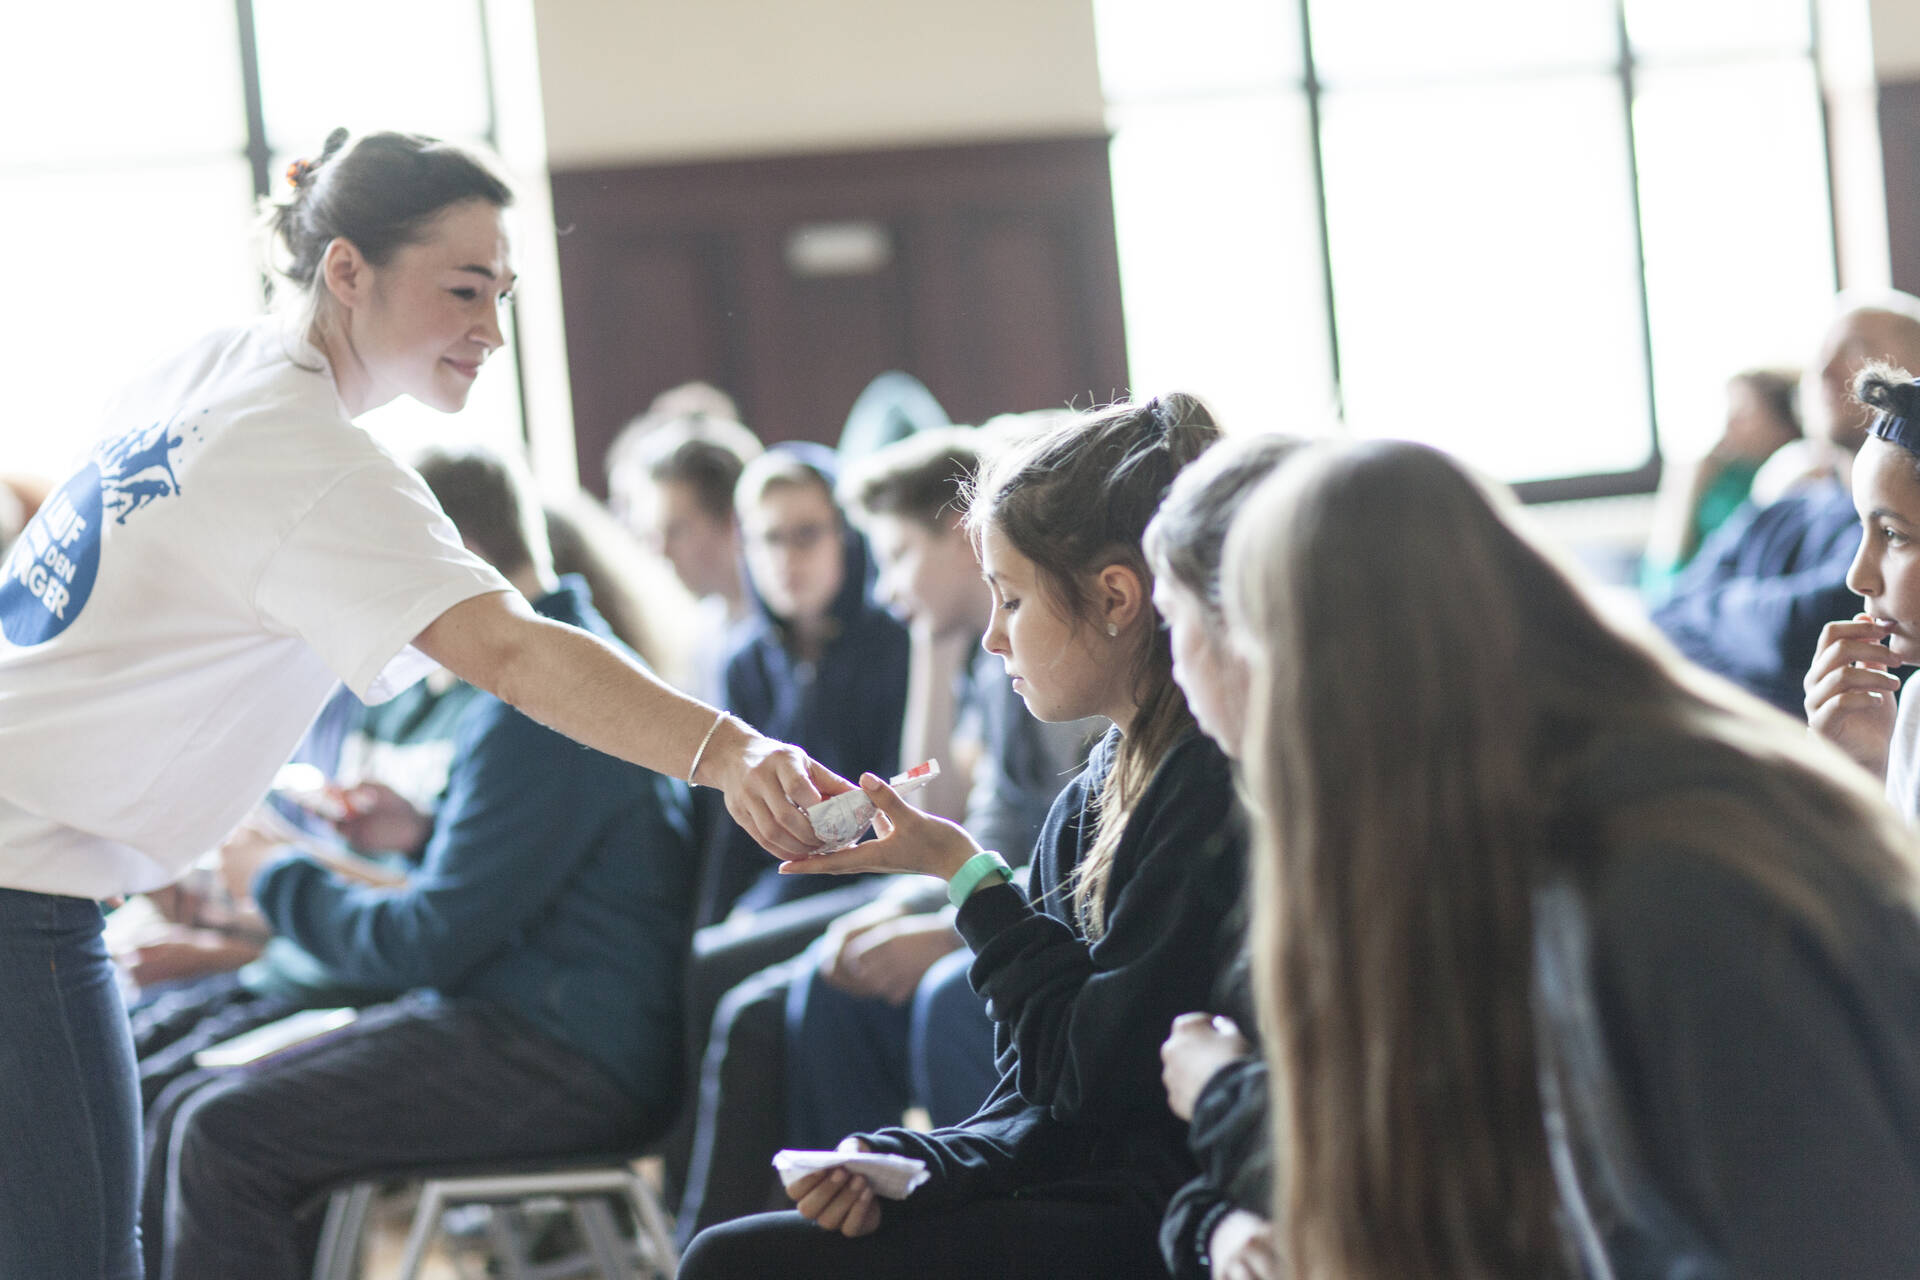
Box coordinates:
[231,0,527,441]
[1098,0,1838,503]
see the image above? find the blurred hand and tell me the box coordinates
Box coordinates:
[787,1138,881,1238]
[217,824,289,908]
[116,928,265,988]
[823,911,962,1004]
[1209,1209,1278,1280]
[331,781,432,856]
[1805,614,1900,778]
[818,898,911,985]
[143,881,208,926]
[1162,1012,1251,1122]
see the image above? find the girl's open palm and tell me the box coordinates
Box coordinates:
[779,772,984,881]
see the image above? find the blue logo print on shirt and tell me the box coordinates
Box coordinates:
[0,417,187,646]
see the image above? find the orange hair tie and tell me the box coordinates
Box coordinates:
[285,158,314,189]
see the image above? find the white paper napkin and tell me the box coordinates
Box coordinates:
[772,1148,931,1200]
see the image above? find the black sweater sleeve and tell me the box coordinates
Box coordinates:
[1160,1055,1273,1278]
[960,733,1244,1124]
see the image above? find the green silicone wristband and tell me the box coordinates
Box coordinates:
[948,851,1012,909]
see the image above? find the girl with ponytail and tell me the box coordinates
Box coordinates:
[678,395,1248,1279]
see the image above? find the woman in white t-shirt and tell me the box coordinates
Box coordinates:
[0,129,843,1279]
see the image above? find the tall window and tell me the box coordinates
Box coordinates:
[1096,0,1836,499]
[0,0,522,482]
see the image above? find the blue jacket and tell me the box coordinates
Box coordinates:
[1650,476,1861,716]
[252,577,696,1109]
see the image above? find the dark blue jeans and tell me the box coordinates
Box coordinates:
[906,948,1002,1127]
[784,945,998,1149]
[0,887,143,1279]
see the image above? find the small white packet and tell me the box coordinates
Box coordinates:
[804,760,940,851]
[772,1148,930,1200]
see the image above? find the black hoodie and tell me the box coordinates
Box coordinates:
[700,443,910,923]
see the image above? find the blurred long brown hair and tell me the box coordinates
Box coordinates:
[544,489,696,688]
[1224,439,1920,1279]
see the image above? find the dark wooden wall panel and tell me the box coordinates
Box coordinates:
[550,136,1129,495]
[1883,78,1920,299]
[964,213,1085,411]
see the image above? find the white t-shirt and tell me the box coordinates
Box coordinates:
[1888,687,1920,827]
[0,318,511,897]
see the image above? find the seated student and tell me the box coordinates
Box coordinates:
[679,395,1245,1280]
[126,673,480,1109]
[1139,431,1304,1280]
[1809,365,1920,817]
[126,480,700,1100]
[674,427,1090,1243]
[545,487,698,693]
[658,442,912,1208]
[1652,292,1920,715]
[606,411,764,703]
[1640,366,1801,599]
[702,442,910,922]
[1230,438,1920,1278]
[785,428,1097,1139]
[143,446,698,1280]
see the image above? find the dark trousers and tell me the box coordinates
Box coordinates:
[146,993,653,1280]
[677,925,1002,1248]
[784,945,998,1148]
[678,1199,1169,1280]
[675,957,804,1247]
[129,971,309,1111]
[659,882,885,1212]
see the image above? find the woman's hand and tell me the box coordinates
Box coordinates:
[1208,1209,1278,1280]
[1805,615,1901,778]
[787,1139,882,1238]
[702,719,854,858]
[1162,1013,1251,1121]
[778,772,982,881]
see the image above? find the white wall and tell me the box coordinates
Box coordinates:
[1872,0,1920,77]
[531,0,1106,167]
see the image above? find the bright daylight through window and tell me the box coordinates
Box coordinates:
[1096,0,1836,498]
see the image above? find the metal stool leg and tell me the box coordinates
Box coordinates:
[397,1182,450,1280]
[311,1182,376,1280]
[573,1197,631,1276]
[622,1169,680,1277]
[484,1203,537,1280]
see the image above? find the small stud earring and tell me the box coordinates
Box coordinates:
[1106,622,1119,637]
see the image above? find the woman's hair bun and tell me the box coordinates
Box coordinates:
[1855,361,1920,421]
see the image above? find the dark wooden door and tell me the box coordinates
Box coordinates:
[550,135,1129,494]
